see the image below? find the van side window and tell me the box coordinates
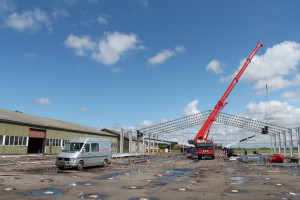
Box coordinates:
[91,143,99,152]
[84,144,90,152]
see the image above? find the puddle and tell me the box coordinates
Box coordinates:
[227,177,252,186]
[22,188,65,196]
[69,182,98,187]
[225,168,235,173]
[149,168,194,184]
[128,198,158,200]
[79,193,108,199]
[95,172,133,180]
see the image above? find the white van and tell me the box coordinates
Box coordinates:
[55,137,112,170]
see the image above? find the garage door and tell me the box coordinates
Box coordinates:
[29,129,46,138]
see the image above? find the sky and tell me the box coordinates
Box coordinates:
[1,0,300,146]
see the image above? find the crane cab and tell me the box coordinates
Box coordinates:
[196,141,215,160]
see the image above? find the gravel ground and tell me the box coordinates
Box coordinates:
[0,153,300,200]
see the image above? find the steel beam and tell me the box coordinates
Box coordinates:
[297,127,300,158]
[289,130,293,157]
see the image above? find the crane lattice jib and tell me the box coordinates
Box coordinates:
[193,42,263,142]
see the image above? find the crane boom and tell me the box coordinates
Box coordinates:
[192,42,263,143]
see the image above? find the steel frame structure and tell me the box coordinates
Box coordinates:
[138,111,300,158]
[139,110,290,136]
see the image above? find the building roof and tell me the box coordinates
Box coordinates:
[0,109,112,136]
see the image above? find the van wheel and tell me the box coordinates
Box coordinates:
[103,159,108,167]
[77,161,84,171]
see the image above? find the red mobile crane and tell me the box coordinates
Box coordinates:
[189,42,263,160]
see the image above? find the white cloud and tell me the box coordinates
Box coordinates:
[138,120,154,127]
[92,32,142,65]
[223,41,300,95]
[35,98,52,106]
[148,45,186,65]
[243,100,300,128]
[64,34,96,56]
[97,16,108,25]
[182,100,200,116]
[175,45,186,53]
[206,59,224,74]
[5,8,51,32]
[148,49,174,65]
[282,91,300,99]
[252,74,300,95]
[52,8,69,18]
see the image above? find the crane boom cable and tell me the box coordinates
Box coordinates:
[262,45,271,124]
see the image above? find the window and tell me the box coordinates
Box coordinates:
[9,136,14,145]
[62,140,69,147]
[5,136,9,145]
[84,144,90,152]
[3,136,27,146]
[18,137,23,146]
[14,136,19,145]
[91,143,99,152]
[62,143,84,152]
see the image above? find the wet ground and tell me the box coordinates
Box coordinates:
[0,153,300,200]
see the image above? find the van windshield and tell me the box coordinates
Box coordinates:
[62,142,84,152]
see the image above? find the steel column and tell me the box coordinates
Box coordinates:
[297,128,300,158]
[278,132,281,154]
[283,131,287,156]
[289,130,293,157]
[120,128,124,153]
[142,136,145,155]
[148,134,151,155]
[273,135,277,154]
[156,135,159,153]
[152,134,155,154]
[128,131,132,153]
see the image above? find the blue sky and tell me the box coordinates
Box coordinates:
[1,0,300,145]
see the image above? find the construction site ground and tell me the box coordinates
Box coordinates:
[0,153,300,200]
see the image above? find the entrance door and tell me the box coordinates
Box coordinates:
[27,129,46,154]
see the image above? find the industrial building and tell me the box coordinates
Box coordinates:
[0,109,119,154]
